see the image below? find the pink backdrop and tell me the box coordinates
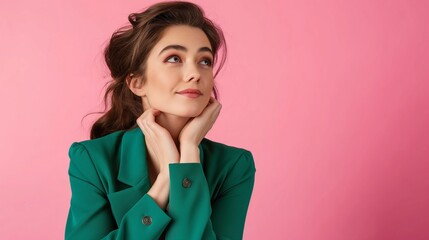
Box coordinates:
[1,0,428,239]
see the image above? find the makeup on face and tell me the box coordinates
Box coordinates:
[142,25,214,117]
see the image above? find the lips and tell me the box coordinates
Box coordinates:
[176,88,203,99]
[176,89,202,95]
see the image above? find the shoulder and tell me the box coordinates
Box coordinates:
[68,130,127,157]
[200,138,253,159]
[200,138,256,198]
[67,130,127,179]
[200,138,256,175]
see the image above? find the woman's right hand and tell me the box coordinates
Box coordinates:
[136,108,180,175]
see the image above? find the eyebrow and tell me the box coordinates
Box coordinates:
[158,44,213,57]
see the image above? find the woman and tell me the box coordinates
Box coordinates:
[65,1,256,239]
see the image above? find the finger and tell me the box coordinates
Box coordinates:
[205,97,218,108]
[137,116,153,140]
[140,109,171,141]
[152,108,161,116]
[142,108,161,119]
[148,120,170,140]
[203,99,221,114]
[208,97,214,104]
[136,115,146,133]
[142,121,160,160]
[205,101,221,122]
[139,109,160,129]
[213,105,221,120]
[144,122,160,157]
[145,117,162,139]
[137,109,158,135]
[143,117,156,138]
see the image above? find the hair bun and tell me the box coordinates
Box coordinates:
[128,13,138,26]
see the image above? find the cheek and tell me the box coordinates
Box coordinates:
[203,74,214,87]
[207,80,215,94]
[146,74,173,93]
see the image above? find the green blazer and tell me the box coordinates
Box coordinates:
[65,126,256,239]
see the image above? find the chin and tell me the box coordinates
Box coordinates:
[172,106,205,118]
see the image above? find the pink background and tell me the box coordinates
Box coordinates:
[1,0,428,239]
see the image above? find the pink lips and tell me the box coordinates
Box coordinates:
[176,88,202,98]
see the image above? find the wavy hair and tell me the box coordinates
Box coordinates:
[86,1,227,139]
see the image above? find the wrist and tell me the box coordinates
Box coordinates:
[180,144,200,163]
[147,171,170,210]
[159,167,170,179]
[180,142,198,152]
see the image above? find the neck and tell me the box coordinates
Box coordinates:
[155,113,190,149]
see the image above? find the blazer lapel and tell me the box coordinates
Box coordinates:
[107,126,206,226]
[116,126,205,183]
[108,127,151,226]
[117,126,148,186]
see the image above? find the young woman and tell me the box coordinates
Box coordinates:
[65,1,256,239]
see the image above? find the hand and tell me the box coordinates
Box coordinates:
[179,96,222,147]
[136,107,180,174]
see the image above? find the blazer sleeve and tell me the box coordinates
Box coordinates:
[166,150,256,240]
[65,142,172,240]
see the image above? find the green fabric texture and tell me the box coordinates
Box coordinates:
[65,127,256,239]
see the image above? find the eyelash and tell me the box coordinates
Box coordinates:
[165,55,213,67]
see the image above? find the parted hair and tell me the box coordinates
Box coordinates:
[88,1,227,139]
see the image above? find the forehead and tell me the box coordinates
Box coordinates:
[153,25,212,52]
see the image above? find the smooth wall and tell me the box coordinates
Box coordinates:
[1,0,428,239]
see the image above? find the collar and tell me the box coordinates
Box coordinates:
[117,127,205,186]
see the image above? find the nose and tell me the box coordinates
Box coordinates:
[184,63,201,82]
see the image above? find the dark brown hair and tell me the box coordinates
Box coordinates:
[87,1,227,139]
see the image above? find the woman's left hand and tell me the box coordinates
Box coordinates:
[179,96,222,148]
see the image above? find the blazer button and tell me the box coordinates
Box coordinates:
[142,216,152,225]
[182,178,192,188]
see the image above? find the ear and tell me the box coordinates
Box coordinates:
[126,74,146,97]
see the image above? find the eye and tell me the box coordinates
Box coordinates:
[201,58,213,67]
[166,55,181,63]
